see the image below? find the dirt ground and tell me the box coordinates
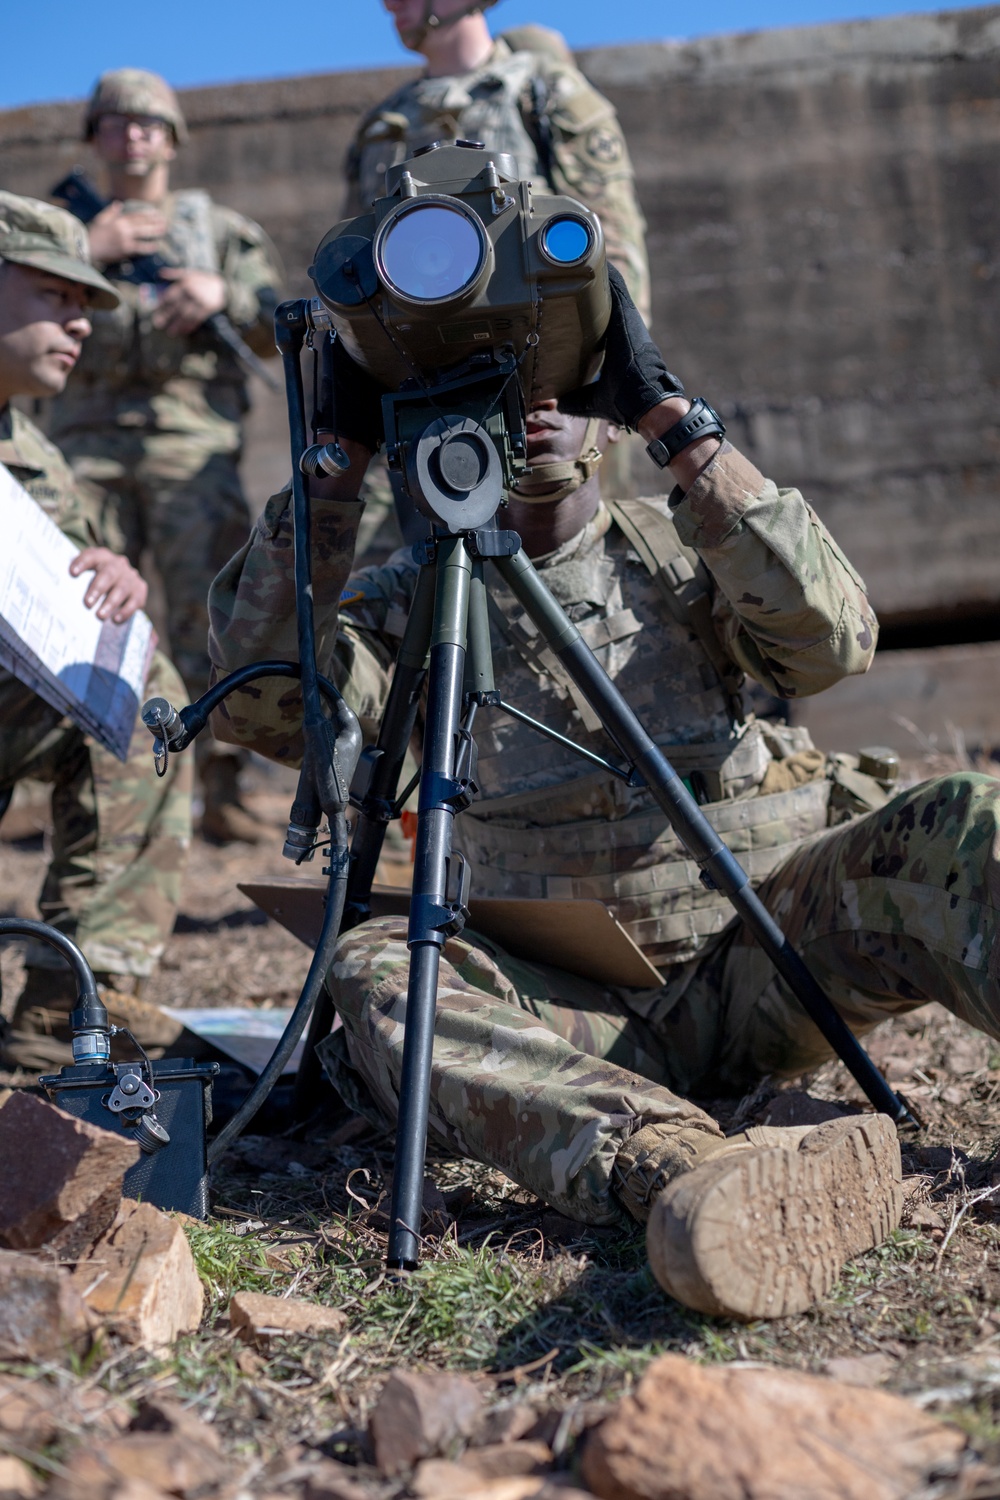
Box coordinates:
[1,751,999,1497]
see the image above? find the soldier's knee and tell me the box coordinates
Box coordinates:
[327,917,410,1025]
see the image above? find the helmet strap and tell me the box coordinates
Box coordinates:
[510,417,603,504]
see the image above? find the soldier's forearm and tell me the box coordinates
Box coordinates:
[666,443,878,696]
[208,487,364,675]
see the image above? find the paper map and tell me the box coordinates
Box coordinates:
[0,461,155,760]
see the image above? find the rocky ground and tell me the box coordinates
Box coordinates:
[0,751,998,1499]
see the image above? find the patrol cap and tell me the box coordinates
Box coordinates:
[84,68,188,145]
[0,193,120,310]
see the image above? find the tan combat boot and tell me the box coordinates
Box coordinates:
[615,1115,902,1321]
[199,754,264,845]
[0,968,187,1072]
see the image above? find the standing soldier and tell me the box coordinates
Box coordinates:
[345,0,650,541]
[0,191,191,1071]
[48,69,284,843]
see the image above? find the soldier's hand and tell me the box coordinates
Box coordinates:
[560,265,685,430]
[70,548,149,624]
[88,203,167,264]
[153,268,227,336]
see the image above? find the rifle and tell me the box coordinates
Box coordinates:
[51,168,281,392]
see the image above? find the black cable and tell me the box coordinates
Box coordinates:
[208,812,351,1163]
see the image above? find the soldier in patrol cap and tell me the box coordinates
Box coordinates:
[345,0,650,555]
[207,271,1000,1321]
[47,68,284,844]
[0,192,192,1071]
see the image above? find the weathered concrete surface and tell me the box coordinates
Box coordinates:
[2,10,999,737]
[791,638,1000,752]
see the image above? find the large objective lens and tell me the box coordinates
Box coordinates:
[379,203,485,302]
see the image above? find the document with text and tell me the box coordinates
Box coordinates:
[0,461,155,761]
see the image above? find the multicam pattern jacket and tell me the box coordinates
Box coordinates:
[50,191,282,444]
[208,442,878,969]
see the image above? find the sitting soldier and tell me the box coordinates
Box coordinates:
[206,271,999,1320]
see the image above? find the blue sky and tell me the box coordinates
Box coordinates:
[0,0,984,109]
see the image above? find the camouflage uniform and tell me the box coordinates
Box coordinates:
[346,33,650,543]
[48,192,282,723]
[207,443,1000,1223]
[0,404,191,979]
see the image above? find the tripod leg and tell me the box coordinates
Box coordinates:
[495,550,913,1126]
[389,536,473,1268]
[343,563,437,925]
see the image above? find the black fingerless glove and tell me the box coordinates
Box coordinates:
[559,265,685,429]
[313,332,386,454]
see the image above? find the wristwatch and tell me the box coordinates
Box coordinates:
[645,397,726,469]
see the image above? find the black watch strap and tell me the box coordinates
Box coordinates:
[645,398,726,469]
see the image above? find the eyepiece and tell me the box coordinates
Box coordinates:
[540,216,593,266]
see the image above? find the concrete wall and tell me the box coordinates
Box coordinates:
[3,8,1000,745]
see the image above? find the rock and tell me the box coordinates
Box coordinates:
[43,1440,216,1500]
[128,1396,221,1452]
[229,1291,348,1346]
[370,1368,485,1475]
[0,1457,40,1499]
[43,1184,126,1263]
[0,1251,91,1360]
[580,1354,967,1500]
[71,1200,203,1351]
[470,1403,541,1447]
[412,1442,554,1495]
[821,1353,897,1388]
[302,1462,372,1500]
[0,1376,129,1442]
[907,1204,947,1230]
[0,1095,138,1253]
[97,1433,229,1496]
[0,1377,60,1445]
[411,1474,560,1500]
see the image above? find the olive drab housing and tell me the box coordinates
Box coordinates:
[311,141,611,407]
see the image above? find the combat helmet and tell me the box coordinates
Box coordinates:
[83,68,188,145]
[394,0,501,51]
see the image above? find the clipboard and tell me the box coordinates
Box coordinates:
[238,879,662,989]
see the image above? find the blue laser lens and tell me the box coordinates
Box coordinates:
[541,217,591,264]
[380,204,484,301]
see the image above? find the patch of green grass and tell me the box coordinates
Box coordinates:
[941,1398,1000,1450]
[563,1340,664,1382]
[353,1238,548,1368]
[183,1222,282,1314]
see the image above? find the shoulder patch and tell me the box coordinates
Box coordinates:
[586,125,623,164]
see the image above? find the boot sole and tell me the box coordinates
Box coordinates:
[646,1113,902,1320]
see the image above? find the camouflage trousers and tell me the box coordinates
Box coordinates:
[322,773,1000,1224]
[0,651,192,978]
[61,426,251,762]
